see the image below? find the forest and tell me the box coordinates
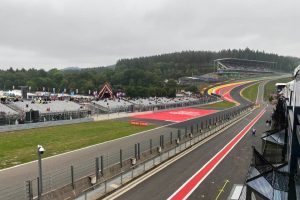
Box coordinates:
[0,48,299,97]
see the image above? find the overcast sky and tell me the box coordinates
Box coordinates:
[0,0,299,70]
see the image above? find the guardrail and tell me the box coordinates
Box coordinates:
[0,117,93,133]
[0,104,254,200]
[76,105,253,200]
[91,96,219,114]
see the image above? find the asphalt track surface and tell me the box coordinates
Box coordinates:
[131,108,219,123]
[114,81,271,200]
[0,82,253,193]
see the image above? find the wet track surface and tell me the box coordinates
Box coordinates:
[114,81,271,200]
[0,81,260,200]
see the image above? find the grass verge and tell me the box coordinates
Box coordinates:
[0,120,156,169]
[200,100,236,109]
[241,82,259,102]
[264,77,292,101]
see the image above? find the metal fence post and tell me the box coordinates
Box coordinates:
[120,149,123,168]
[95,157,100,182]
[159,135,162,147]
[138,143,141,160]
[178,129,181,140]
[134,144,138,160]
[37,177,41,200]
[185,127,187,137]
[170,131,173,144]
[26,180,33,200]
[71,166,75,190]
[197,123,199,133]
[100,156,104,176]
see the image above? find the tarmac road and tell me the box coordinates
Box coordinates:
[0,81,254,197]
[112,80,271,200]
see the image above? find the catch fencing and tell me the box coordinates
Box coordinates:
[91,96,219,114]
[0,117,93,133]
[76,105,254,200]
[0,104,254,200]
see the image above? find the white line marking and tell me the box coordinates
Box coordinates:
[0,107,227,172]
[102,109,256,200]
[231,185,243,199]
[167,109,266,200]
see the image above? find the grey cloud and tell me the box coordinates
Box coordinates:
[0,0,299,70]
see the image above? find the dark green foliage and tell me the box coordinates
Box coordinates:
[186,85,199,93]
[0,48,299,97]
[264,77,292,101]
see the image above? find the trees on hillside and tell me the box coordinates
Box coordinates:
[0,48,299,97]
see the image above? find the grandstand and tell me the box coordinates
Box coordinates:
[91,96,215,113]
[12,100,84,113]
[214,58,276,78]
[11,100,88,122]
[0,80,219,126]
[0,103,18,115]
[0,103,19,125]
[92,98,133,113]
[129,97,209,111]
[179,58,275,86]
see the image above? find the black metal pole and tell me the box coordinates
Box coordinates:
[120,149,123,168]
[37,151,43,196]
[100,156,104,176]
[95,157,99,181]
[137,143,141,160]
[71,166,75,190]
[135,144,138,160]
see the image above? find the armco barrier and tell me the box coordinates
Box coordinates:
[0,104,253,200]
[75,106,254,200]
[0,118,93,133]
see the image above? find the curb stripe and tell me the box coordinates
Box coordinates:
[168,108,266,200]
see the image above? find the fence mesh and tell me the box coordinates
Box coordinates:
[0,104,253,200]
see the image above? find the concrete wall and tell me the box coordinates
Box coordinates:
[0,118,94,133]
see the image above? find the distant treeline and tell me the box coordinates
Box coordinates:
[0,48,299,97]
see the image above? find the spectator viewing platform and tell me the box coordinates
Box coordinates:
[239,65,299,199]
[214,58,276,74]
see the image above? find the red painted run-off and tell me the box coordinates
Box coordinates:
[223,92,234,103]
[168,109,266,200]
[132,108,218,122]
[215,85,238,103]
[215,86,231,96]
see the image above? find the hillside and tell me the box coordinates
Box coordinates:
[0,48,299,97]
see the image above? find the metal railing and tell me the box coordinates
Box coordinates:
[76,106,253,200]
[0,104,253,200]
[0,117,93,133]
[91,96,219,115]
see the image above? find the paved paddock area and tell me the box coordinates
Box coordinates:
[131,108,218,123]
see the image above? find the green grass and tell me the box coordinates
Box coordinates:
[0,120,156,169]
[264,77,292,101]
[242,83,259,102]
[200,100,236,109]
